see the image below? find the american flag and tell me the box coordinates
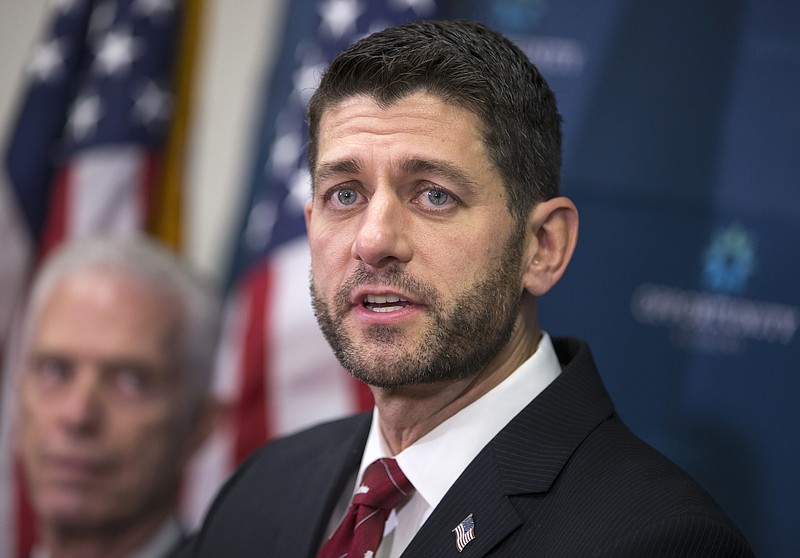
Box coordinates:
[0,0,199,555]
[452,513,476,552]
[5,0,190,255]
[182,0,441,527]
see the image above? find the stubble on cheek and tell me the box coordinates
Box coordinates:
[309,229,525,389]
[309,264,439,384]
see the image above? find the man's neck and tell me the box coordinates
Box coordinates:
[40,508,173,558]
[372,309,542,455]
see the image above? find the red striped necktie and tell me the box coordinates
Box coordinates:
[318,458,414,558]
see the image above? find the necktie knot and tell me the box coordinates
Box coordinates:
[352,458,413,511]
[318,458,414,558]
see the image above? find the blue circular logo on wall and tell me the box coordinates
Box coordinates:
[702,223,756,295]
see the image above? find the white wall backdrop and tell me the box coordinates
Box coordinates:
[0,0,288,281]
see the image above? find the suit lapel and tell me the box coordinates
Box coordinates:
[403,338,614,556]
[276,413,371,557]
[402,450,522,556]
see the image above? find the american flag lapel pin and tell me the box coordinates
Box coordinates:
[452,513,476,552]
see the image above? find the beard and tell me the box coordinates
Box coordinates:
[310,232,525,388]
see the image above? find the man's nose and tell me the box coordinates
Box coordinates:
[58,370,103,436]
[352,189,412,268]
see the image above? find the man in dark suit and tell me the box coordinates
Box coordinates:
[15,236,220,558]
[187,20,754,557]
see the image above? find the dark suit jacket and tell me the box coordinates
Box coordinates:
[185,338,754,557]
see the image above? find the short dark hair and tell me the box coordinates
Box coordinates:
[307,19,562,225]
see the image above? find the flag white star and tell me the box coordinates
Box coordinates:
[318,0,364,40]
[132,80,171,128]
[68,93,102,140]
[94,27,142,76]
[27,39,66,82]
[365,19,390,37]
[245,200,278,252]
[132,0,177,20]
[286,166,311,213]
[292,62,326,105]
[270,131,302,178]
[390,0,436,16]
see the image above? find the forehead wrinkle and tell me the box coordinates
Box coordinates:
[314,155,480,188]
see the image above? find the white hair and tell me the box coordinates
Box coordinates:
[21,235,222,416]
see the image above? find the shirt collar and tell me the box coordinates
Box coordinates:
[359,332,561,511]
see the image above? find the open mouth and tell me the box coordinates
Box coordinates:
[363,293,411,313]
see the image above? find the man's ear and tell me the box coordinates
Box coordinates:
[522,196,579,297]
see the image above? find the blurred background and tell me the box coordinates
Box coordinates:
[1,1,797,557]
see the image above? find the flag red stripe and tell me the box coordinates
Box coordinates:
[353,376,374,411]
[37,167,70,260]
[141,152,162,233]
[15,458,36,558]
[233,265,272,464]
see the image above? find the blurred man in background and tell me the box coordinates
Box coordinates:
[15,236,221,558]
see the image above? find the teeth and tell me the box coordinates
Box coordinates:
[364,293,407,304]
[363,293,409,312]
[370,305,404,313]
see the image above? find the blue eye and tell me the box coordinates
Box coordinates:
[427,190,449,206]
[336,189,358,206]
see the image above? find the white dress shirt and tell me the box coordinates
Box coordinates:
[326,332,562,558]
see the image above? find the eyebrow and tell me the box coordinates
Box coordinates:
[29,350,156,371]
[313,159,362,190]
[398,158,478,191]
[313,157,478,192]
